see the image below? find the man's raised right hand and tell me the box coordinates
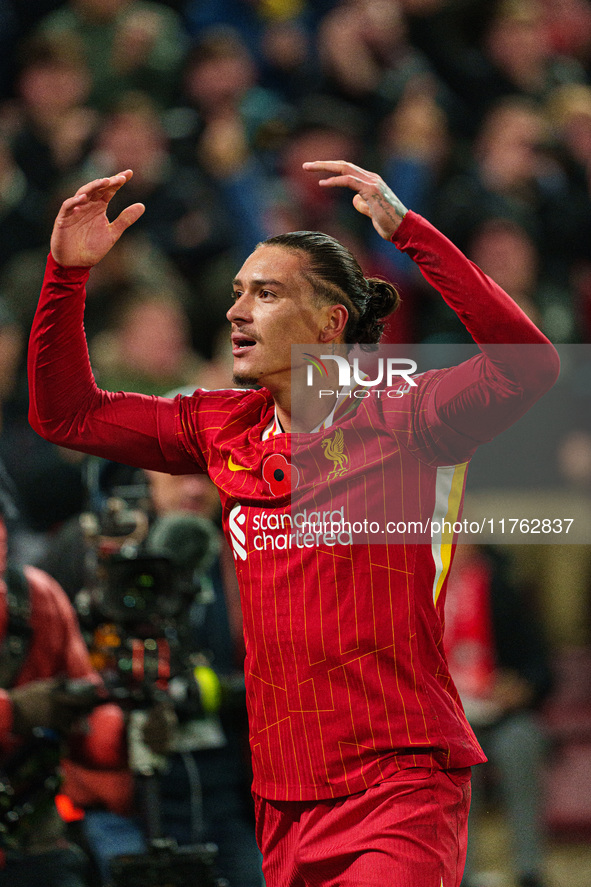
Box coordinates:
[50,170,145,267]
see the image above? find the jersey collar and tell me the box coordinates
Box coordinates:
[261,374,368,439]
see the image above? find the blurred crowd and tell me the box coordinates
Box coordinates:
[0,2,590,885]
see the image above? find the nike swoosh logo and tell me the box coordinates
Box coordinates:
[228,455,248,472]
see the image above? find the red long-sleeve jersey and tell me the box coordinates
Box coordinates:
[28,212,559,801]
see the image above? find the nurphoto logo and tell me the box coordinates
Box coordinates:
[304,354,417,389]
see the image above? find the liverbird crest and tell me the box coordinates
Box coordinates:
[321,428,349,479]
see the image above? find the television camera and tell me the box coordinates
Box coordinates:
[73,466,234,886]
[76,484,222,727]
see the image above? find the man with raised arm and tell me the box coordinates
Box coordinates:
[28,161,559,887]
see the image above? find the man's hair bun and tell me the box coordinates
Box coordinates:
[352,278,400,345]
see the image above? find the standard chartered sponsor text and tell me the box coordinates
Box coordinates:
[252,507,352,550]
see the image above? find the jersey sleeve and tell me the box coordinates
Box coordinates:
[28,254,204,474]
[385,212,560,463]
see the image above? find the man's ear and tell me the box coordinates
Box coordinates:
[319,304,348,343]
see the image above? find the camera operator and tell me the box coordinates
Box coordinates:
[0,466,105,887]
[50,460,262,887]
[143,468,262,887]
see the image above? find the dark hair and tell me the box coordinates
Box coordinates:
[261,231,400,346]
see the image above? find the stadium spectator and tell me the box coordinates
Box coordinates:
[540,0,591,66]
[431,94,591,337]
[182,0,334,98]
[168,27,286,255]
[363,78,453,341]
[482,0,585,100]
[72,90,241,346]
[88,288,203,396]
[316,0,436,129]
[10,34,97,195]
[405,0,588,138]
[33,0,188,111]
[267,118,362,237]
[547,83,591,190]
[468,214,580,343]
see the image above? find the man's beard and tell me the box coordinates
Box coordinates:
[232,372,261,388]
